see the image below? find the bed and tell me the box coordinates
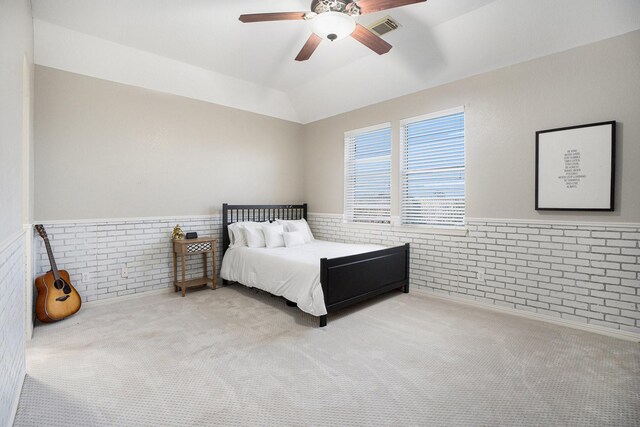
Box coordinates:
[221,203,410,327]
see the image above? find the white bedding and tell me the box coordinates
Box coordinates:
[220,240,385,316]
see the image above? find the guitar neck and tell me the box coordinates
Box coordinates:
[43,238,61,281]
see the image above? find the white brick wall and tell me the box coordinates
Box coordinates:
[34,216,223,303]
[308,213,640,335]
[33,213,640,335]
[0,233,25,427]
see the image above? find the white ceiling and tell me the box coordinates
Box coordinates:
[31,0,640,123]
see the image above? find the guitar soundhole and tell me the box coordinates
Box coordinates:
[54,279,72,295]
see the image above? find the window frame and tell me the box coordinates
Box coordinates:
[399,106,466,229]
[343,122,392,225]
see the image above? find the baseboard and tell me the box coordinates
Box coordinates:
[411,287,640,343]
[8,370,26,427]
[84,278,227,307]
[85,287,174,306]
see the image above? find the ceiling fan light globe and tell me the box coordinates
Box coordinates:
[311,11,355,41]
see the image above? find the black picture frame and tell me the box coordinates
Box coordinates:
[535,121,615,211]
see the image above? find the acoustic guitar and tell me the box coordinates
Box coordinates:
[34,224,82,323]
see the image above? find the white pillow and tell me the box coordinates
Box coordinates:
[276,219,314,243]
[283,231,307,248]
[228,221,263,248]
[243,222,267,248]
[262,223,285,248]
[227,223,247,248]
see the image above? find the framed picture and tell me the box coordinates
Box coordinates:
[535,121,615,211]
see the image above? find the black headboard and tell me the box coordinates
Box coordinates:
[222,203,308,254]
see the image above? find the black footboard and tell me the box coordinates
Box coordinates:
[319,243,410,326]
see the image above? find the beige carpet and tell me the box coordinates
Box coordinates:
[14,285,640,426]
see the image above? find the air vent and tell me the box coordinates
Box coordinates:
[367,16,401,37]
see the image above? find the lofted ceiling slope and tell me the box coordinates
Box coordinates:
[32,0,640,123]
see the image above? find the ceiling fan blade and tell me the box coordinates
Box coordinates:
[351,24,392,55]
[239,12,308,23]
[355,0,427,15]
[295,33,323,61]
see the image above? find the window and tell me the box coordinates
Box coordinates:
[400,108,465,227]
[344,123,391,224]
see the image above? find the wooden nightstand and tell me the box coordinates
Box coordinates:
[172,237,217,297]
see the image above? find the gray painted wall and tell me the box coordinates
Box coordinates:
[0,0,34,241]
[34,66,305,221]
[34,31,640,224]
[302,30,640,223]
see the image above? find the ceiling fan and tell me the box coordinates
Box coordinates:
[239,0,427,61]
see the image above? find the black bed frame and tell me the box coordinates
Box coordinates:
[222,203,410,327]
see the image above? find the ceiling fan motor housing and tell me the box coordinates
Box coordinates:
[311,0,361,16]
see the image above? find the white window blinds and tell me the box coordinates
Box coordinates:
[344,123,391,224]
[400,108,465,227]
